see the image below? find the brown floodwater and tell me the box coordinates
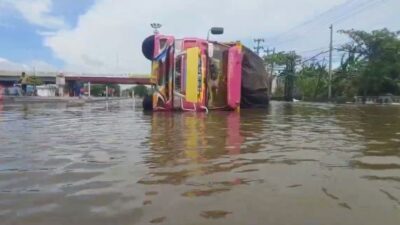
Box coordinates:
[0,100,399,225]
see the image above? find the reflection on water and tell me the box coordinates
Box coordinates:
[0,100,399,225]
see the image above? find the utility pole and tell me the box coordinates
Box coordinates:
[271,48,276,96]
[253,38,264,55]
[270,48,276,77]
[284,52,296,102]
[328,24,333,100]
[88,82,91,97]
[265,47,276,96]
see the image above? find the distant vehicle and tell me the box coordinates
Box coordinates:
[7,84,22,96]
[141,32,270,112]
[10,84,36,96]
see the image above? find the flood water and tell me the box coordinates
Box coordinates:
[0,100,399,225]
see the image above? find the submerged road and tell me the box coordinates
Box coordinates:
[0,100,399,225]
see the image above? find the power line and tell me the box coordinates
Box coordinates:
[297,47,328,54]
[332,0,386,25]
[297,43,345,55]
[301,50,330,64]
[265,0,361,43]
[267,0,384,47]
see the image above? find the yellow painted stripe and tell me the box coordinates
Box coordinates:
[151,62,158,84]
[185,47,200,103]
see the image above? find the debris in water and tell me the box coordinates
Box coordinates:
[200,210,232,219]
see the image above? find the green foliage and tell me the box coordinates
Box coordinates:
[296,62,328,100]
[264,51,300,66]
[91,84,105,96]
[337,28,400,96]
[264,51,301,100]
[133,85,149,97]
[108,84,121,96]
[90,84,121,97]
[268,28,400,102]
[26,76,43,86]
[274,85,284,97]
[122,85,149,97]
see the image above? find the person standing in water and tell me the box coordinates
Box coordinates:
[19,72,28,96]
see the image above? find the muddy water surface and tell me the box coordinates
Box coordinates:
[0,100,399,225]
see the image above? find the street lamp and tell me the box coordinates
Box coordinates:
[207,27,224,40]
[151,23,162,34]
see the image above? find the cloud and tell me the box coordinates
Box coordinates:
[0,57,29,71]
[44,0,349,74]
[0,57,58,72]
[0,0,390,74]
[27,59,58,71]
[4,0,65,29]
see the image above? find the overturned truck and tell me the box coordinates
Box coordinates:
[142,33,270,112]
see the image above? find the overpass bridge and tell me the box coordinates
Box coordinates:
[0,70,152,86]
[65,75,151,85]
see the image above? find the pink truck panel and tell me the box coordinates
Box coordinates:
[227,47,243,110]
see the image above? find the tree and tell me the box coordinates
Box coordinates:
[265,28,400,102]
[133,85,149,97]
[25,76,43,96]
[264,51,301,101]
[332,48,364,99]
[297,61,329,100]
[337,29,400,97]
[91,84,106,96]
[90,84,121,97]
[26,76,43,86]
[107,84,121,96]
[264,51,299,65]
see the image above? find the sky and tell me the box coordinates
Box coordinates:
[0,0,399,74]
